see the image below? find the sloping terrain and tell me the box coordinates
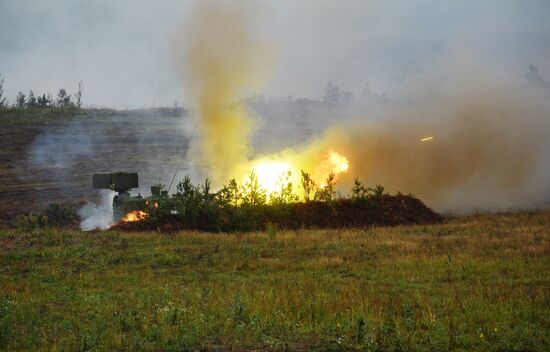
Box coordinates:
[0,110,191,223]
[0,102,341,224]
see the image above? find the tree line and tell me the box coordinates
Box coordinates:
[0,74,83,109]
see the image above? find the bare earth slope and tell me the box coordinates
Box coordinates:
[0,110,191,222]
[0,102,332,223]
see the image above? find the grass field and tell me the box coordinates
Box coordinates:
[1,211,549,351]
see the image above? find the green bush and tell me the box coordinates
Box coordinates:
[41,203,78,227]
[11,203,78,231]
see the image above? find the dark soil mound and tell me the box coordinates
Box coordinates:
[112,194,441,233]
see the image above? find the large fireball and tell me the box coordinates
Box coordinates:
[241,150,350,197]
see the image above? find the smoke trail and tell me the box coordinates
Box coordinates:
[179,0,274,185]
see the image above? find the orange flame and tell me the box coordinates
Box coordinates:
[122,210,148,222]
[316,150,350,187]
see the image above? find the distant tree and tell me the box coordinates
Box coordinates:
[16,91,26,109]
[27,90,37,108]
[37,93,54,108]
[525,64,550,89]
[37,93,48,108]
[323,81,341,103]
[57,89,72,107]
[323,81,354,103]
[525,65,542,84]
[0,74,6,107]
[341,90,354,101]
[75,81,83,108]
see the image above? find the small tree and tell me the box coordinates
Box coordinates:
[351,177,373,200]
[270,171,298,205]
[300,170,316,202]
[371,184,386,198]
[16,91,26,108]
[0,74,6,107]
[174,175,202,221]
[75,81,83,108]
[217,179,242,207]
[315,172,336,202]
[242,171,266,206]
[201,178,212,204]
[175,175,198,199]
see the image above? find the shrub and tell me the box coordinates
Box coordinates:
[269,171,298,205]
[12,213,42,232]
[131,173,440,233]
[11,203,78,231]
[41,203,78,227]
[314,172,336,202]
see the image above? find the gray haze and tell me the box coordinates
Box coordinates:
[1,0,549,107]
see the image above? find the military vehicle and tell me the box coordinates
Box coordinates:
[93,171,167,221]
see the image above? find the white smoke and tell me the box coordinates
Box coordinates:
[78,190,114,231]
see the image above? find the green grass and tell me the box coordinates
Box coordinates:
[0,107,184,125]
[0,107,87,124]
[1,212,549,351]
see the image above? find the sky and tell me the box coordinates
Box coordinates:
[1,0,549,108]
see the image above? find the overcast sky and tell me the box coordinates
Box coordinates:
[1,0,549,108]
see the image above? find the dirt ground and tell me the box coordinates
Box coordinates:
[0,113,192,223]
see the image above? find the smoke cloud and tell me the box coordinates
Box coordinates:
[176,1,550,212]
[302,73,550,210]
[78,190,114,231]
[178,0,275,185]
